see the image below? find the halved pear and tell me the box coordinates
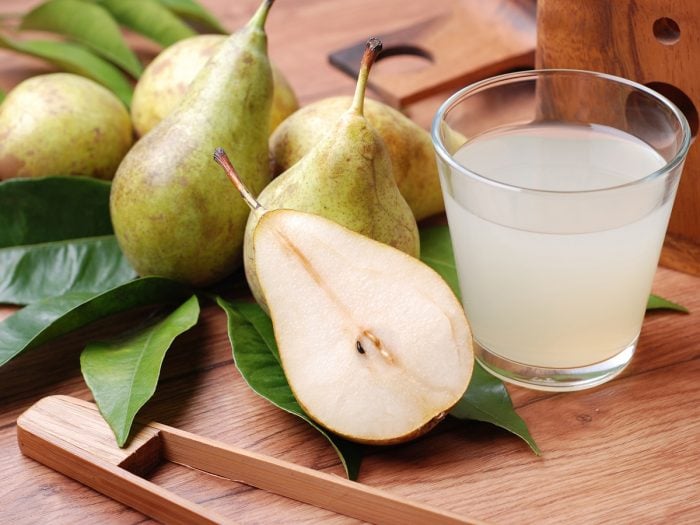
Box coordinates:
[213,148,473,445]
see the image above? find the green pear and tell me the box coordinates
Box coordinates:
[110,0,275,287]
[214,148,473,445]
[0,73,132,180]
[270,96,444,221]
[130,34,298,137]
[243,38,420,310]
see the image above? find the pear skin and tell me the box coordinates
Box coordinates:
[0,73,132,180]
[110,0,274,286]
[243,39,420,310]
[270,96,444,221]
[131,34,298,137]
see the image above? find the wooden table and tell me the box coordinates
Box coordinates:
[2,1,699,523]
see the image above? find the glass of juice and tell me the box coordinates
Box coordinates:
[431,69,691,391]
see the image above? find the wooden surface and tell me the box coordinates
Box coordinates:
[1,1,700,524]
[328,0,536,107]
[18,396,481,525]
[537,0,700,275]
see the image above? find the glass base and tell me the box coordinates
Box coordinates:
[475,337,637,392]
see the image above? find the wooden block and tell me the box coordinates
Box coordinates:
[329,0,536,107]
[536,0,700,275]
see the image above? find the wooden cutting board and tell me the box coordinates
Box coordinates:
[329,0,536,107]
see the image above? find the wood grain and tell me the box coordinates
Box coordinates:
[536,0,700,275]
[328,0,536,107]
[1,1,700,524]
[18,396,481,524]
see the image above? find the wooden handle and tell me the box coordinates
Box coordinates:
[16,396,487,524]
[158,424,483,525]
[17,396,229,524]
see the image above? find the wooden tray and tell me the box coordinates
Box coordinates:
[1,1,700,524]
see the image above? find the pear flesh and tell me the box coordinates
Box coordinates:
[254,208,473,444]
[130,34,298,137]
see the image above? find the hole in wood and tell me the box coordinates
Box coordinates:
[373,45,433,75]
[653,17,681,45]
[647,82,698,139]
[625,82,697,156]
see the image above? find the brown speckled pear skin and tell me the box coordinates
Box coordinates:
[130,34,298,138]
[244,40,420,311]
[110,0,274,287]
[0,73,132,180]
[270,96,444,221]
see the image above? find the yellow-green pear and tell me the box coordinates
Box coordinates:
[214,148,473,445]
[131,34,298,137]
[0,73,132,180]
[243,39,420,310]
[110,0,275,287]
[270,96,444,221]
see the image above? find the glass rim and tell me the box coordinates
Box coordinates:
[431,68,692,195]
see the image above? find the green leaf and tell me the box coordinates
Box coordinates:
[97,0,195,47]
[0,88,5,104]
[0,277,192,367]
[20,0,143,77]
[419,225,461,299]
[157,0,227,34]
[0,177,137,304]
[450,363,540,454]
[0,35,133,106]
[82,295,200,446]
[216,298,364,480]
[647,294,689,313]
[1,236,137,305]
[0,177,112,247]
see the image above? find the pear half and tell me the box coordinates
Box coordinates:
[214,148,474,445]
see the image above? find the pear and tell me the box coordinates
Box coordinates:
[110,0,275,287]
[0,73,132,180]
[130,34,298,137]
[270,96,444,221]
[214,147,473,445]
[244,38,420,310]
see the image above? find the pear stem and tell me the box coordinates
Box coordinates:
[213,148,263,213]
[248,0,275,30]
[349,38,383,116]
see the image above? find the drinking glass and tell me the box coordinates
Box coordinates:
[431,69,691,391]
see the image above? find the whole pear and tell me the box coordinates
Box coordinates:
[0,73,132,180]
[110,0,274,287]
[131,34,298,137]
[270,96,444,221]
[244,38,420,310]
